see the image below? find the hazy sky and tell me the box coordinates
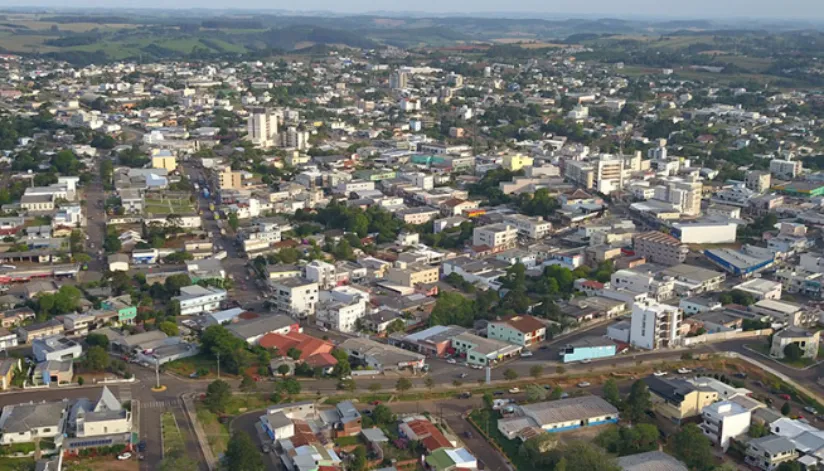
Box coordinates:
[4,0,824,20]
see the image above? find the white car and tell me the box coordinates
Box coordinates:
[447,358,457,365]
[577,382,591,388]
[508,387,520,393]
[677,368,692,374]
[653,370,666,377]
[117,453,132,461]
[520,351,533,357]
[580,359,591,364]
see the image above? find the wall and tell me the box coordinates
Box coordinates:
[683,329,772,346]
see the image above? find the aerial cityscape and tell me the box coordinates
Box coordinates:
[0,5,823,471]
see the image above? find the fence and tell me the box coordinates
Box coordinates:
[682,328,773,346]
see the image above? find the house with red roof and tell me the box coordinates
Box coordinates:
[399,418,455,453]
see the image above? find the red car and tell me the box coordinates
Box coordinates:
[370,400,382,406]
[779,394,792,401]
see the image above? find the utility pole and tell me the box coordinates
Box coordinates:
[154,356,160,389]
[216,351,221,379]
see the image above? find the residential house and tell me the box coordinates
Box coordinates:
[32,360,73,386]
[226,315,301,345]
[173,285,227,316]
[17,320,64,344]
[33,336,83,362]
[644,376,719,423]
[0,401,68,445]
[745,436,797,471]
[0,358,19,390]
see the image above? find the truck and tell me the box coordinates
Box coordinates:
[213,251,227,260]
[202,188,210,199]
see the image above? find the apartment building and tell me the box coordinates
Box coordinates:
[653,176,703,216]
[315,298,367,333]
[472,224,517,250]
[633,231,689,266]
[151,150,177,172]
[218,166,243,190]
[271,277,319,318]
[247,108,279,147]
[700,401,751,450]
[746,170,771,193]
[611,269,675,301]
[630,301,682,350]
[395,207,440,225]
[770,159,802,179]
[564,160,595,190]
[594,156,625,194]
[385,263,440,287]
[174,285,227,316]
[503,214,552,239]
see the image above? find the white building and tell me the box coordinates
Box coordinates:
[611,269,675,302]
[304,260,338,289]
[629,301,682,350]
[32,335,83,362]
[733,278,783,301]
[271,278,319,318]
[770,159,802,179]
[0,401,68,445]
[247,108,279,148]
[315,298,367,333]
[173,285,228,316]
[700,401,751,450]
[472,224,517,250]
[503,214,552,239]
[72,386,132,438]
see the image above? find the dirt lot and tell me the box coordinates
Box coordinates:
[63,456,139,471]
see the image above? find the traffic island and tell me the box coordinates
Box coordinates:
[152,385,168,392]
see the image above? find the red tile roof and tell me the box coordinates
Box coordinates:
[406,419,452,452]
[258,331,334,360]
[304,352,338,368]
[501,314,545,334]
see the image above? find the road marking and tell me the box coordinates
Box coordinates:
[142,400,180,409]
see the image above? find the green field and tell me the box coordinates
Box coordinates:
[144,197,194,216]
[161,412,184,456]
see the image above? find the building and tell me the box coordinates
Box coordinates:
[426,448,477,471]
[472,224,517,250]
[0,401,68,445]
[451,331,522,367]
[745,435,797,471]
[618,451,688,471]
[0,358,19,390]
[33,360,73,386]
[390,325,468,357]
[671,221,738,244]
[226,314,299,345]
[151,151,177,172]
[385,264,440,288]
[399,418,454,452]
[561,337,617,363]
[770,159,802,179]
[395,207,440,225]
[700,401,751,450]
[218,166,243,190]
[770,328,820,359]
[247,108,279,147]
[633,231,688,266]
[32,335,83,362]
[630,302,682,350]
[501,154,534,172]
[315,298,367,333]
[733,278,783,301]
[271,278,319,318]
[69,386,131,438]
[655,177,703,216]
[746,171,771,193]
[258,331,333,362]
[17,319,64,344]
[497,396,618,438]
[339,337,425,371]
[644,376,719,423]
[502,214,552,239]
[704,248,774,278]
[487,315,546,347]
[390,70,408,89]
[661,264,726,296]
[107,254,129,272]
[173,285,227,316]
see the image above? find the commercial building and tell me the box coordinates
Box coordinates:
[770,328,820,359]
[389,325,468,357]
[385,263,440,288]
[271,278,319,318]
[700,401,751,450]
[733,278,783,301]
[661,264,726,296]
[501,154,534,172]
[502,214,552,239]
[218,166,243,190]
[644,376,719,423]
[632,231,688,266]
[247,108,279,147]
[338,337,425,371]
[226,314,300,345]
[671,221,738,244]
[173,285,227,316]
[451,331,522,366]
[497,396,618,438]
[151,151,177,172]
[561,337,617,363]
[630,301,682,350]
[472,224,517,250]
[704,248,774,277]
[751,299,812,327]
[487,314,546,347]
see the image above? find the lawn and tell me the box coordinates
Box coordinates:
[144,197,195,216]
[165,353,221,378]
[195,405,231,457]
[161,412,184,456]
[0,458,34,471]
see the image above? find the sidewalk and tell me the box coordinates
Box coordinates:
[181,393,217,471]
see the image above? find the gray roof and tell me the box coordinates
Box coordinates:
[0,401,67,433]
[361,427,389,443]
[339,337,424,367]
[749,435,796,454]
[226,314,295,340]
[521,396,618,426]
[618,451,688,471]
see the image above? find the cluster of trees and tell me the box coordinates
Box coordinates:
[739,213,778,241]
[595,423,660,456]
[117,145,150,168]
[418,221,474,250]
[719,290,756,306]
[297,201,407,244]
[32,285,83,318]
[200,325,259,376]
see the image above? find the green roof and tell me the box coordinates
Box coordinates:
[425,448,455,471]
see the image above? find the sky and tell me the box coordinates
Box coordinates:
[2,0,823,20]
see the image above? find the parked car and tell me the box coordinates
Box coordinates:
[520,351,533,357]
[508,387,520,393]
[117,453,132,461]
[805,406,818,414]
[779,394,792,401]
[137,441,146,452]
[459,392,472,399]
[653,371,666,377]
[261,445,270,453]
[459,373,468,379]
[577,382,591,388]
[677,368,692,374]
[493,391,505,396]
[370,400,382,406]
[447,358,457,365]
[464,430,473,439]
[580,359,591,364]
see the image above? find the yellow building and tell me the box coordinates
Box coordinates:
[285,151,311,167]
[386,264,440,287]
[502,154,534,172]
[151,152,177,172]
[218,167,243,190]
[645,376,718,422]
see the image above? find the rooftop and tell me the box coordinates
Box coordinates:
[521,395,618,426]
[617,451,688,471]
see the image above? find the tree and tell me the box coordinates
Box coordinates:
[286,347,302,361]
[385,318,406,334]
[776,462,803,471]
[526,384,547,402]
[396,377,412,393]
[224,431,264,471]
[784,343,804,362]
[240,374,256,392]
[625,380,651,423]
[530,365,544,379]
[424,377,435,392]
[596,424,659,456]
[372,404,394,425]
[277,378,301,396]
[84,346,111,371]
[77,376,85,386]
[561,441,620,471]
[782,401,792,416]
[351,445,368,471]
[749,421,768,438]
[550,386,564,400]
[158,321,179,337]
[277,364,291,378]
[671,423,714,471]
[504,368,518,381]
[556,366,566,375]
[227,212,239,231]
[603,378,622,409]
[85,333,109,349]
[331,349,351,378]
[204,380,232,413]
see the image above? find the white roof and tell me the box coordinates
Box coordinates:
[754,299,801,314]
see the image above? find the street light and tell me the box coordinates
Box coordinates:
[216,351,221,379]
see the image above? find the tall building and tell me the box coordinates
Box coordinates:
[633,231,689,266]
[390,70,408,90]
[653,176,702,216]
[629,301,682,350]
[247,108,278,148]
[746,171,771,193]
[769,159,802,179]
[280,127,310,151]
[218,166,242,190]
[595,156,625,194]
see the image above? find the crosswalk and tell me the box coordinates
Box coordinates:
[141,399,181,409]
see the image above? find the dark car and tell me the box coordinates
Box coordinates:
[464,430,473,439]
[137,441,146,452]
[493,391,505,396]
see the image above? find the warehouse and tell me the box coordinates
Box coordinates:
[497,396,618,438]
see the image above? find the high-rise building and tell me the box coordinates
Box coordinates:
[595,156,625,194]
[280,127,310,151]
[390,70,408,90]
[630,301,682,350]
[633,231,689,266]
[769,159,801,179]
[218,166,242,190]
[653,176,703,216]
[247,108,278,147]
[745,171,771,193]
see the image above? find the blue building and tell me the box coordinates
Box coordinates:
[704,248,773,277]
[561,336,617,363]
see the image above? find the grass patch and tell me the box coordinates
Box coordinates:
[161,412,184,456]
[225,394,270,415]
[0,458,35,471]
[165,353,222,378]
[469,408,537,471]
[195,405,230,457]
[333,435,361,447]
[143,197,194,216]
[747,343,817,368]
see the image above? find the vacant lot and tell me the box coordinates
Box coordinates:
[144,197,194,215]
[196,406,231,457]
